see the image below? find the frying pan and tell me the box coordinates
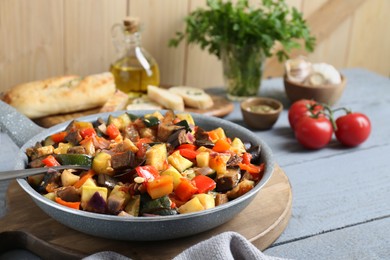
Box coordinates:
[0,100,274,241]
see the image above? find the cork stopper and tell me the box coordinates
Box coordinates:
[123,17,140,34]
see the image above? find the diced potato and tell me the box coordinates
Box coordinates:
[54,143,73,154]
[44,192,56,201]
[61,169,80,187]
[168,150,193,172]
[74,121,93,130]
[193,194,215,210]
[196,146,211,153]
[107,185,131,214]
[81,186,108,209]
[125,195,141,216]
[209,154,231,175]
[196,151,210,168]
[81,177,97,188]
[161,166,182,189]
[178,197,204,214]
[80,138,95,156]
[117,113,132,130]
[122,138,139,153]
[92,152,113,175]
[230,137,246,155]
[36,145,54,157]
[146,143,167,171]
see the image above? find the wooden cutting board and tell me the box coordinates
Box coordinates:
[0,165,291,259]
[33,95,234,128]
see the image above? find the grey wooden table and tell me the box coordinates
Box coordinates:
[0,68,389,259]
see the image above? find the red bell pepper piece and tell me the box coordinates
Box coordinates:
[42,155,61,167]
[136,138,152,158]
[241,152,252,165]
[51,131,67,143]
[80,127,97,139]
[238,162,265,180]
[135,165,160,182]
[176,144,197,151]
[178,149,199,160]
[192,175,216,194]
[106,124,120,139]
[175,178,198,202]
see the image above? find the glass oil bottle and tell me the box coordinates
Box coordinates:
[110,17,160,94]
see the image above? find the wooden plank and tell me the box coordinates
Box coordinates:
[0,0,64,90]
[63,0,127,76]
[347,0,390,77]
[265,217,390,259]
[129,0,188,86]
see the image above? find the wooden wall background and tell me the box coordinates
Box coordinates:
[0,0,389,93]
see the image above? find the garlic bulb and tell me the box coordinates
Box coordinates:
[311,63,341,85]
[285,56,312,83]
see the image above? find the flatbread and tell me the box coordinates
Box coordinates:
[1,72,116,119]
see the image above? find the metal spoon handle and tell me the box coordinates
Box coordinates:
[0,166,90,181]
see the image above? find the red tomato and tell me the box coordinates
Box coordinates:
[335,113,371,147]
[288,99,324,130]
[294,116,333,149]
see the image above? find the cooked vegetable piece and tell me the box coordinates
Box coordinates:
[92,152,113,175]
[192,175,216,193]
[146,175,174,199]
[107,185,131,215]
[196,151,210,168]
[141,195,177,216]
[175,178,198,202]
[42,155,60,167]
[55,197,80,210]
[81,186,108,211]
[226,179,255,199]
[125,195,141,216]
[161,166,182,189]
[193,194,215,209]
[215,193,229,206]
[209,153,231,175]
[111,150,136,172]
[146,143,167,171]
[56,186,80,202]
[97,174,118,189]
[215,167,240,192]
[61,169,80,186]
[143,116,160,127]
[54,154,92,167]
[168,150,193,172]
[178,197,204,214]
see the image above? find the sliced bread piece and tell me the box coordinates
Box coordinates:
[169,86,214,109]
[147,85,185,111]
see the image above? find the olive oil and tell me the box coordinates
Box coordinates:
[110,57,160,93]
[110,17,160,94]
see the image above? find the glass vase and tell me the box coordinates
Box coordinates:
[221,44,265,100]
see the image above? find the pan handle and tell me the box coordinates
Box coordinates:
[0,100,44,148]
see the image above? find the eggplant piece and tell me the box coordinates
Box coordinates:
[38,169,62,193]
[194,127,214,148]
[28,158,45,168]
[64,129,82,145]
[140,195,177,216]
[215,167,241,192]
[226,179,255,200]
[111,151,136,172]
[157,123,183,142]
[54,154,92,166]
[215,193,229,206]
[97,174,118,189]
[56,186,81,202]
[245,144,262,165]
[124,124,140,142]
[167,129,194,149]
[227,154,242,167]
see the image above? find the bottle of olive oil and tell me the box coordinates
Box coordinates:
[110,17,160,94]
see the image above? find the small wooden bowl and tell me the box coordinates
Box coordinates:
[240,97,283,130]
[284,74,347,106]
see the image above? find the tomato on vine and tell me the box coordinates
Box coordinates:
[294,116,333,150]
[288,99,324,130]
[335,112,371,147]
